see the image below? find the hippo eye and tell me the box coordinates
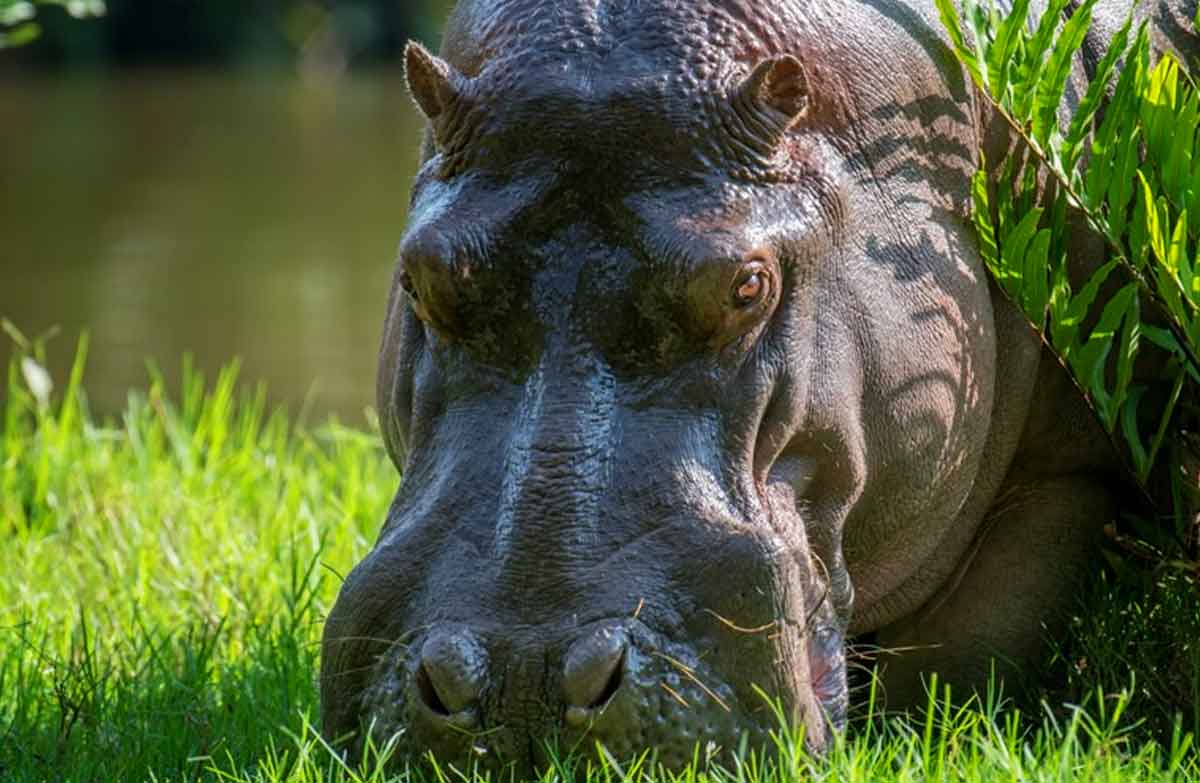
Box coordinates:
[732,262,768,308]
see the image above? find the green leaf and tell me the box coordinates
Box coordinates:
[1120,386,1150,478]
[1108,125,1143,243]
[1142,170,1166,266]
[1162,85,1197,205]
[986,0,1033,102]
[1085,130,1118,213]
[1022,228,1053,322]
[1142,173,1192,321]
[1088,25,1149,213]
[967,0,994,90]
[1013,0,1071,120]
[972,168,1002,274]
[1146,371,1187,480]
[1071,283,1137,429]
[1168,209,1191,302]
[934,0,985,88]
[996,155,1023,236]
[1048,250,1074,326]
[1051,259,1118,355]
[1032,0,1100,147]
[1064,11,1134,173]
[1016,156,1040,217]
[1113,287,1140,418]
[1003,207,1044,266]
[996,204,1042,302]
[1189,145,1200,237]
[1155,263,1188,325]
[1140,56,1180,166]
[1141,324,1181,354]
[1047,187,1070,261]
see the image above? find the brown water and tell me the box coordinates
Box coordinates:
[0,70,424,422]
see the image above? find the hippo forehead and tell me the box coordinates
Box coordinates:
[448,0,813,71]
[435,0,830,181]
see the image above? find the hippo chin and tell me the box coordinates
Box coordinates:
[320,0,1190,772]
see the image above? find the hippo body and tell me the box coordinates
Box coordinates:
[321,0,1192,771]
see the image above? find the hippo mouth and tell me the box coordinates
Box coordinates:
[356,619,848,772]
[808,625,850,732]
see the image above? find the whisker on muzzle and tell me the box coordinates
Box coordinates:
[701,608,778,635]
[653,651,732,712]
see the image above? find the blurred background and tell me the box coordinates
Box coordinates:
[0,0,454,423]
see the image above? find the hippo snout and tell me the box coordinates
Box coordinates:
[358,619,837,771]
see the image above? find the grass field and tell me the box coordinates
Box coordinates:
[2,336,1199,782]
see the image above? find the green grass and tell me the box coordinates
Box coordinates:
[1,335,1198,782]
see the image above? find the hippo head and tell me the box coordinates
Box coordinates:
[322,0,991,772]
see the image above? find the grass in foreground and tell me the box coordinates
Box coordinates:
[1,336,1198,782]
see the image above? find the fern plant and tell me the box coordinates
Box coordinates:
[936,0,1200,569]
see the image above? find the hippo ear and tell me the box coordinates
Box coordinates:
[404,41,464,124]
[737,54,810,131]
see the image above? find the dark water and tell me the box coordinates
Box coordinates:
[0,70,424,422]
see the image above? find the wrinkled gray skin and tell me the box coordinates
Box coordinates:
[321,0,1195,773]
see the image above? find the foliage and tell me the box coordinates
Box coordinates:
[1048,568,1200,743]
[935,0,1200,571]
[0,0,452,63]
[0,0,103,48]
[0,334,1197,779]
[0,327,393,780]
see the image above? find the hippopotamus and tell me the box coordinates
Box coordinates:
[320,0,1195,772]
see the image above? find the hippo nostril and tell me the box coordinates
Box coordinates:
[416,630,487,718]
[416,663,452,716]
[563,626,627,711]
[590,651,623,707]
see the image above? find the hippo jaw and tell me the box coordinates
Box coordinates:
[356,617,847,772]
